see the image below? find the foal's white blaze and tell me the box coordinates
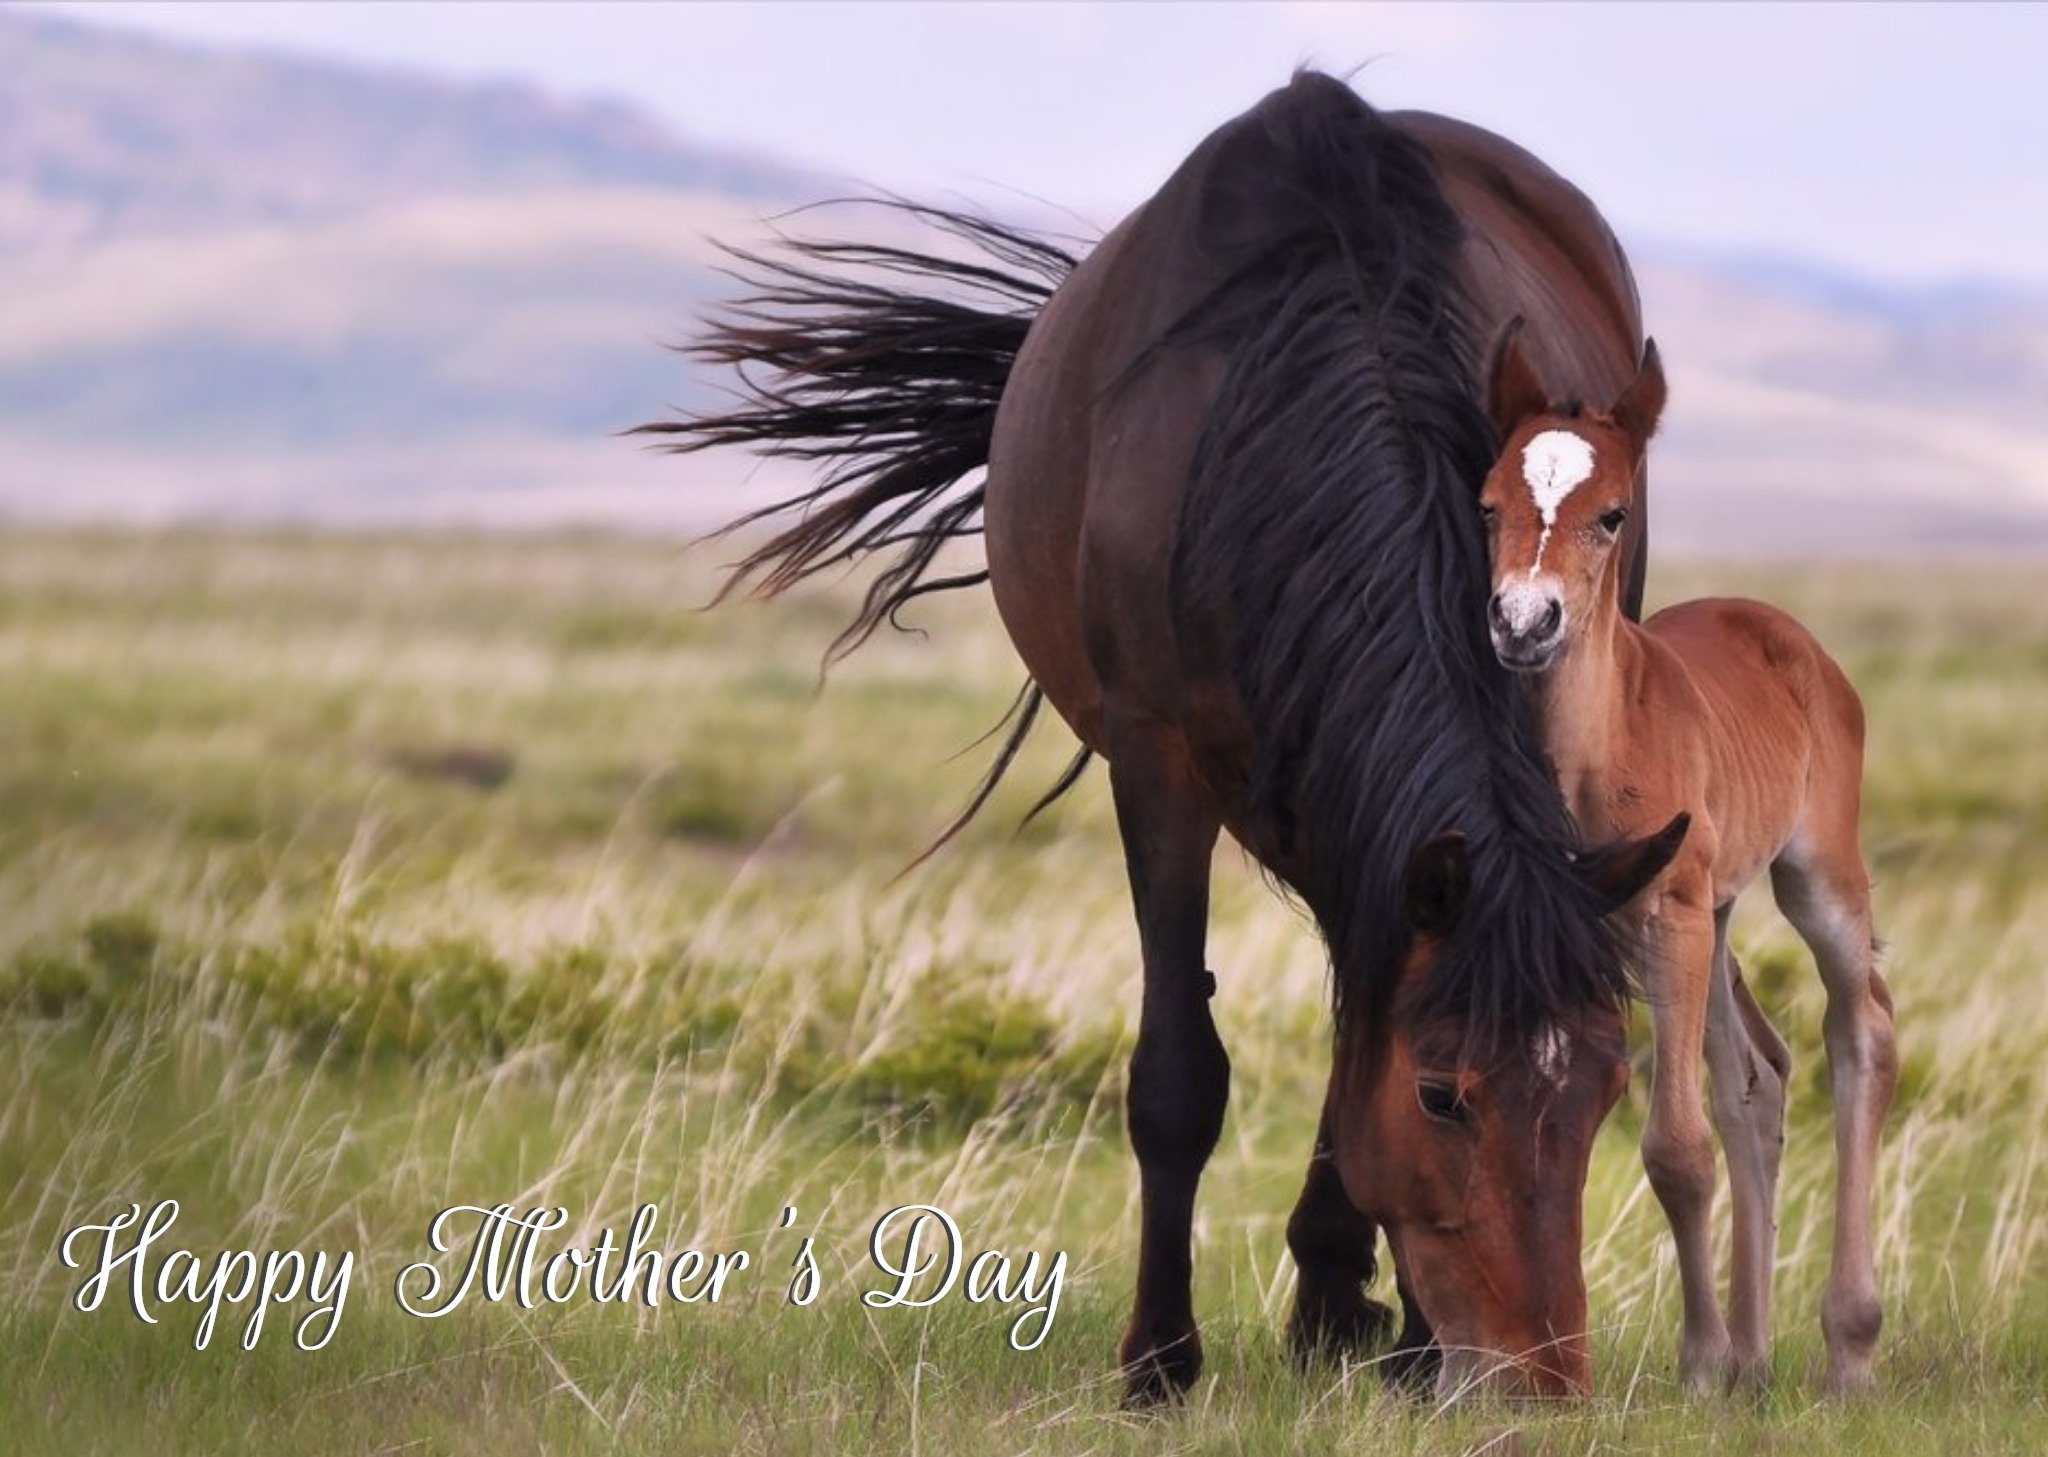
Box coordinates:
[1532,1025,1572,1089]
[1520,429,1596,576]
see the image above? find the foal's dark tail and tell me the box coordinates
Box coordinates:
[635,202,1089,852]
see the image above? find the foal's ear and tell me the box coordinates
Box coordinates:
[1611,337,1668,447]
[1486,315,1548,437]
[1403,832,1472,937]
[1575,811,1690,912]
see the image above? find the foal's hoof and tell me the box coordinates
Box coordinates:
[1118,1329,1203,1409]
[1724,1353,1774,1398]
[1285,1289,1396,1368]
[1822,1361,1877,1399]
[1678,1331,1734,1398]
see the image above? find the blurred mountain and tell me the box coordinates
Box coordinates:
[1636,253,2048,551]
[0,9,2042,548]
[0,9,826,253]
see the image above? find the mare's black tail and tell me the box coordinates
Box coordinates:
[636,202,1090,852]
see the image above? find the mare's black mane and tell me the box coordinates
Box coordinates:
[1168,73,1630,1036]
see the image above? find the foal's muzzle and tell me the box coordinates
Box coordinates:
[1488,586,1565,672]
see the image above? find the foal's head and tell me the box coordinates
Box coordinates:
[1478,322,1667,673]
[1334,818,1687,1397]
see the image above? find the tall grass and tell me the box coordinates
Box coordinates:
[3,530,2046,1453]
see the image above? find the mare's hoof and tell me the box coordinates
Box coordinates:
[1118,1329,1203,1409]
[1285,1290,1396,1368]
[1382,1338,1442,1395]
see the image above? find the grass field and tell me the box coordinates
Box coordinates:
[3,529,2046,1455]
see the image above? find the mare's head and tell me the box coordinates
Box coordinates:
[1479,322,1667,673]
[1332,817,1686,1397]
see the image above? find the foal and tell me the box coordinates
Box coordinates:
[1476,323,1899,1394]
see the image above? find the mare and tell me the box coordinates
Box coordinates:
[1478,322,1899,1393]
[648,73,1683,1401]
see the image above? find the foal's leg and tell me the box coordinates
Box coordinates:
[1284,1096,1396,1367]
[1703,915,1792,1389]
[1640,884,1732,1393]
[1772,840,1897,1394]
[1108,714,1227,1406]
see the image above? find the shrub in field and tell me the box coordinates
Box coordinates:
[5,922,705,1067]
[2,912,162,1021]
[1,917,1119,1128]
[833,987,1121,1127]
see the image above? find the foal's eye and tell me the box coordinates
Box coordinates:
[1597,507,1629,536]
[1417,1078,1470,1126]
[1479,503,1499,526]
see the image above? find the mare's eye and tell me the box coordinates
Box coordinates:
[1417,1078,1469,1126]
[1479,503,1499,526]
[1597,507,1629,536]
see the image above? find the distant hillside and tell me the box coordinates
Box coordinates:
[0,10,829,253]
[0,188,744,446]
[0,9,2042,548]
[1636,255,2048,552]
[1643,248,2048,433]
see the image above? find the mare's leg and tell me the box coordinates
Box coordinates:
[1703,915,1792,1389]
[1640,881,1732,1393]
[1108,713,1227,1406]
[1772,839,1896,1394]
[1382,1265,1441,1393]
[1284,1098,1395,1366]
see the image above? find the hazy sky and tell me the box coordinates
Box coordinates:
[43,1,2048,290]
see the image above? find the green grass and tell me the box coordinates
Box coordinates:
[4,529,2047,1454]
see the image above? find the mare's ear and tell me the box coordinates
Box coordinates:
[1575,811,1690,912]
[1486,315,1548,437]
[1403,832,1472,937]
[1611,338,1668,447]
